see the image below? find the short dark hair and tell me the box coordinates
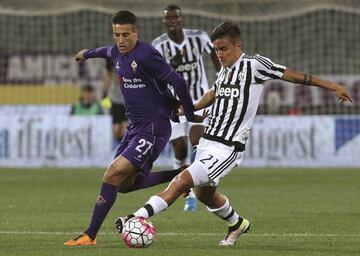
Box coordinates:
[210,21,242,42]
[164,5,182,15]
[112,10,137,25]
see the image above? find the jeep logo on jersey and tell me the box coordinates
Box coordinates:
[175,61,198,73]
[218,85,240,99]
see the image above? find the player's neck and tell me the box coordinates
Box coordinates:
[227,51,244,69]
[168,29,184,44]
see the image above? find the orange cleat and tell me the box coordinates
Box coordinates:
[64,233,97,246]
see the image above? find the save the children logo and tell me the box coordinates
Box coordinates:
[123,77,146,89]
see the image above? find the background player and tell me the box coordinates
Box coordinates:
[152,5,221,211]
[64,10,205,246]
[115,21,353,246]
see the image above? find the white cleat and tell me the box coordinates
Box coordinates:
[219,218,250,246]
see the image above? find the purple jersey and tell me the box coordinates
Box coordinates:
[84,42,194,124]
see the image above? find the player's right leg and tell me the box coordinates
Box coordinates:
[187,138,249,246]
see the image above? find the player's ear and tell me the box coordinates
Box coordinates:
[133,25,139,34]
[236,41,242,49]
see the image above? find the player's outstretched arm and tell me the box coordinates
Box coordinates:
[75,46,112,63]
[281,68,353,103]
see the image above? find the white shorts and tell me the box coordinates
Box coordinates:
[169,108,209,141]
[187,138,244,187]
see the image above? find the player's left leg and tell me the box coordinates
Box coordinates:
[195,186,250,246]
[120,165,188,193]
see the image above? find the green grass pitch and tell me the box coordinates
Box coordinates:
[0,167,359,256]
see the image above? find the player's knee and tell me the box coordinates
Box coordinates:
[103,163,127,185]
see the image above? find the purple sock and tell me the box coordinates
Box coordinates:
[85,182,118,239]
[124,169,180,193]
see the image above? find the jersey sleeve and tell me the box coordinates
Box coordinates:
[252,54,286,83]
[141,46,174,81]
[142,46,195,121]
[84,46,113,59]
[200,31,213,54]
[153,43,164,57]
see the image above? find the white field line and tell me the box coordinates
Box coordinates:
[0,230,360,237]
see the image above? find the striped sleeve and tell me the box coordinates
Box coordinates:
[252,54,286,83]
[151,39,157,48]
[200,31,213,54]
[152,43,163,56]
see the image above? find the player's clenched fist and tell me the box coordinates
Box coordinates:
[74,49,88,62]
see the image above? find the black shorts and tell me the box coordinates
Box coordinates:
[110,102,127,124]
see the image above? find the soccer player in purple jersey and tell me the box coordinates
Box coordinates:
[64,10,205,246]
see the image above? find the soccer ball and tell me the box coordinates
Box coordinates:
[122,216,156,248]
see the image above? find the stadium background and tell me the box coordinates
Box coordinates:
[0,0,359,167]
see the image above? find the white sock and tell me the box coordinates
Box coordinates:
[134,195,168,218]
[174,158,186,169]
[207,197,240,225]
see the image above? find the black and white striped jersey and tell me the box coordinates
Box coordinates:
[152,29,213,101]
[203,53,286,146]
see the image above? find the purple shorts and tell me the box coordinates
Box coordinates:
[114,117,171,173]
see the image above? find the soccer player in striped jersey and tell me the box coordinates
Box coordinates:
[152,5,221,211]
[64,10,206,246]
[115,21,352,246]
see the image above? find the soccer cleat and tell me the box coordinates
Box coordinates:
[183,189,197,211]
[115,216,130,234]
[64,233,96,246]
[218,218,250,246]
